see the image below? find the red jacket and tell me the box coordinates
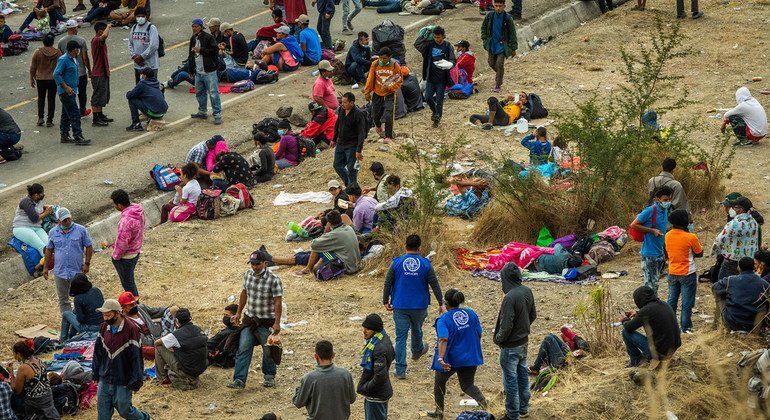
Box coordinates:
[456,52,475,84]
[301,108,337,143]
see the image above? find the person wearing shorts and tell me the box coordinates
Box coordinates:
[90,22,113,127]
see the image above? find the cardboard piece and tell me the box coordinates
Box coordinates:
[15,324,59,340]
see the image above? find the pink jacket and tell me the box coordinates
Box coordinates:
[112,204,145,259]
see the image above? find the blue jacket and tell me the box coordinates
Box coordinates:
[520,135,552,165]
[346,41,372,68]
[75,287,105,326]
[713,271,770,331]
[53,54,80,96]
[126,77,169,115]
[1,25,12,43]
[316,0,335,14]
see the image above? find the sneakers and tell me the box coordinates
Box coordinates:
[432,119,440,128]
[259,244,276,267]
[73,134,91,145]
[190,112,208,119]
[383,137,392,144]
[341,28,353,35]
[73,3,86,11]
[375,126,385,138]
[492,85,502,93]
[226,379,245,389]
[263,377,276,388]
[61,133,74,144]
[692,10,704,18]
[162,79,174,90]
[735,139,754,147]
[426,410,444,419]
[520,412,530,418]
[214,117,223,125]
[100,114,114,123]
[37,118,44,126]
[80,108,92,118]
[352,83,360,89]
[92,119,108,127]
[394,372,406,380]
[46,120,54,127]
[412,341,429,360]
[347,19,354,30]
[126,122,144,132]
[481,123,493,130]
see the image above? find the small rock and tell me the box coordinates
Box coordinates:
[377,145,389,152]
[289,113,308,127]
[276,106,293,118]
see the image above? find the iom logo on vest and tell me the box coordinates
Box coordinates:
[452,310,470,330]
[402,256,421,275]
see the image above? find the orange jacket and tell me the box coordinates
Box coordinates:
[364,60,403,97]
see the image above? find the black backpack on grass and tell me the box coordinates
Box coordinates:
[297,136,316,162]
[252,118,281,143]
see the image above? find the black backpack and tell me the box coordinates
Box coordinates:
[360,104,374,129]
[296,136,316,163]
[253,70,279,85]
[52,382,80,415]
[132,23,165,57]
[569,236,595,257]
[252,118,281,143]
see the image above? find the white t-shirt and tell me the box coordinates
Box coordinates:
[175,179,202,205]
[161,333,180,349]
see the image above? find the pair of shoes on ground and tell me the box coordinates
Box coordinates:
[61,133,91,145]
[226,377,274,389]
[191,112,223,125]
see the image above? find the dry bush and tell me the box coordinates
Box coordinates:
[574,281,622,356]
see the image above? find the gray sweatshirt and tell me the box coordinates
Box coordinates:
[292,364,356,420]
[128,21,159,70]
[310,224,361,274]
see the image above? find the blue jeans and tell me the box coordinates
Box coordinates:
[276,158,295,169]
[347,62,367,83]
[84,5,113,22]
[393,308,427,375]
[342,0,363,28]
[195,71,222,118]
[19,9,65,32]
[364,0,401,12]
[667,273,697,331]
[96,382,149,420]
[59,93,82,137]
[364,399,388,420]
[642,255,666,293]
[60,311,100,341]
[531,334,566,371]
[169,69,194,88]
[621,329,651,366]
[500,344,530,418]
[317,12,333,49]
[233,324,276,384]
[333,145,358,187]
[128,98,150,124]
[113,255,140,296]
[509,0,522,16]
[424,80,446,121]
[0,131,21,147]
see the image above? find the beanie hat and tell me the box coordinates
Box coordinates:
[362,313,383,332]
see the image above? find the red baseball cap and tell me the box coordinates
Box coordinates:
[118,291,140,306]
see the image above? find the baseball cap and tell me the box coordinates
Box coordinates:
[118,291,140,306]
[65,19,78,29]
[734,196,753,212]
[328,180,341,190]
[56,207,72,221]
[192,18,204,26]
[207,17,221,26]
[722,192,742,207]
[318,60,334,72]
[276,25,291,35]
[249,250,268,264]
[97,299,122,313]
[454,40,470,49]
[220,22,233,31]
[295,14,310,24]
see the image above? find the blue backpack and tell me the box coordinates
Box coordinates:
[8,237,41,275]
[150,164,181,191]
[448,83,474,99]
[456,412,495,420]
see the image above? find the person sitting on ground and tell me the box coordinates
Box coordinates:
[518,91,549,120]
[620,286,681,368]
[0,373,16,420]
[521,126,552,166]
[0,13,10,42]
[453,40,475,84]
[159,163,201,224]
[301,101,337,147]
[84,0,120,22]
[550,135,571,165]
[208,304,239,368]
[527,332,587,375]
[328,180,354,217]
[292,340,357,419]
[347,185,377,234]
[6,340,59,419]
[153,308,208,390]
[755,250,770,283]
[712,196,759,282]
[120,291,179,359]
[721,87,768,147]
[261,26,303,72]
[712,256,770,333]
[16,0,66,33]
[363,161,391,202]
[61,273,104,341]
[296,14,321,66]
[275,119,301,169]
[374,175,414,228]
[345,31,372,87]
[250,132,276,183]
[12,183,52,270]
[212,151,258,188]
[0,107,23,164]
[469,94,522,129]
[125,67,168,132]
[401,0,442,15]
[217,61,274,83]
[109,0,148,26]
[219,23,249,67]
[204,135,230,172]
[363,0,402,13]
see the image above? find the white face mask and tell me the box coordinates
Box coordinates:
[136,17,147,25]
[729,208,738,218]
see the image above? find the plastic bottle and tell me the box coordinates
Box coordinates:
[287,221,309,238]
[516,118,529,134]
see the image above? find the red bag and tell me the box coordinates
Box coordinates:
[629,205,656,242]
[225,183,254,209]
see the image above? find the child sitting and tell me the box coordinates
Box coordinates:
[521,126,552,165]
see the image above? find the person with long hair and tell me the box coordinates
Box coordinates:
[12,183,53,271]
[6,340,59,419]
[29,33,62,127]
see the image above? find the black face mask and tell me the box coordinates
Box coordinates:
[127,306,139,316]
[222,316,233,328]
[105,316,119,325]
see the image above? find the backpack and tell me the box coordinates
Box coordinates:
[315,258,346,281]
[297,136,316,163]
[360,104,374,129]
[569,236,595,257]
[2,34,29,56]
[588,239,616,264]
[132,23,164,57]
[253,70,279,85]
[527,93,548,119]
[629,205,656,242]
[52,381,80,415]
[231,79,255,93]
[226,183,254,209]
[197,189,222,220]
[32,336,57,355]
[150,164,181,191]
[252,118,281,142]
[219,195,240,216]
[456,412,495,420]
[8,237,41,276]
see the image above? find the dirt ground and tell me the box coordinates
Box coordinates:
[1,0,770,418]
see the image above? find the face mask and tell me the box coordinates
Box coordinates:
[105,316,118,325]
[378,60,388,66]
[277,129,286,136]
[729,208,737,218]
[362,44,370,49]
[136,17,147,25]
[127,306,139,315]
[659,201,671,210]
[223,316,233,328]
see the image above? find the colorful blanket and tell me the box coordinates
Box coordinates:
[471,269,600,285]
[455,242,555,271]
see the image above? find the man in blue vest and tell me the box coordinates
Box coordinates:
[382,234,445,379]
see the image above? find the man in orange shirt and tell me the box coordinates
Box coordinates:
[664,209,703,333]
[364,47,402,144]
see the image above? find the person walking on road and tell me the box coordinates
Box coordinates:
[110,189,145,296]
[341,0,362,35]
[189,18,223,125]
[53,41,92,145]
[57,19,92,118]
[357,313,395,420]
[312,0,335,49]
[419,26,455,128]
[29,33,62,128]
[481,0,517,93]
[128,7,160,84]
[292,340,357,420]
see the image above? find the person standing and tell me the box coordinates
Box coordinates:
[427,289,487,419]
[90,22,113,127]
[93,299,150,420]
[357,314,395,420]
[664,209,703,334]
[313,60,339,109]
[189,18,223,125]
[57,20,92,119]
[677,0,703,19]
[332,92,366,187]
[494,262,536,420]
[228,250,283,389]
[481,0,517,93]
[629,186,673,293]
[419,26,455,128]
[16,0,66,33]
[153,308,208,390]
[110,189,145,296]
[312,0,334,50]
[382,234,445,379]
[292,340,357,419]
[29,33,61,128]
[341,0,362,34]
[43,208,94,316]
[648,158,691,227]
[364,47,402,144]
[713,196,760,282]
[128,7,160,84]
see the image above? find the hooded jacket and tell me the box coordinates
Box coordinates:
[724,87,768,138]
[622,287,681,359]
[126,77,168,115]
[70,274,104,327]
[494,263,536,347]
[113,203,145,260]
[481,11,517,58]
[30,46,62,81]
[128,20,160,70]
[712,271,770,331]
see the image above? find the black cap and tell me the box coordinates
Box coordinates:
[249,250,268,264]
[362,313,383,332]
[134,6,147,16]
[175,308,192,324]
[735,196,753,212]
[278,119,291,129]
[455,40,470,49]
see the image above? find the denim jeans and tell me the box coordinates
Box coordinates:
[59,93,82,137]
[509,0,522,16]
[233,324,276,384]
[347,62,367,83]
[364,399,388,420]
[364,0,401,12]
[717,258,738,283]
[317,12,333,49]
[333,145,358,187]
[60,311,100,341]
[642,255,666,293]
[667,272,697,331]
[195,71,222,118]
[424,80,446,122]
[84,5,113,22]
[113,255,140,296]
[499,344,530,418]
[621,329,651,366]
[531,333,566,371]
[275,158,295,169]
[96,382,149,420]
[0,132,21,148]
[342,0,363,28]
[393,308,427,375]
[128,98,150,124]
[169,69,194,88]
[19,9,65,32]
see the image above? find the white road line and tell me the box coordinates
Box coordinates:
[0,14,437,197]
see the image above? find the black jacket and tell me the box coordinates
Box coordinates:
[0,109,20,135]
[226,31,249,65]
[188,31,219,74]
[333,106,367,152]
[254,145,276,178]
[494,263,536,347]
[623,286,681,359]
[357,331,394,401]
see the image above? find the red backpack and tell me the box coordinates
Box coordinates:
[629,205,656,242]
[225,183,254,210]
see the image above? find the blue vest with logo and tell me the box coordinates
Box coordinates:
[391,254,432,310]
